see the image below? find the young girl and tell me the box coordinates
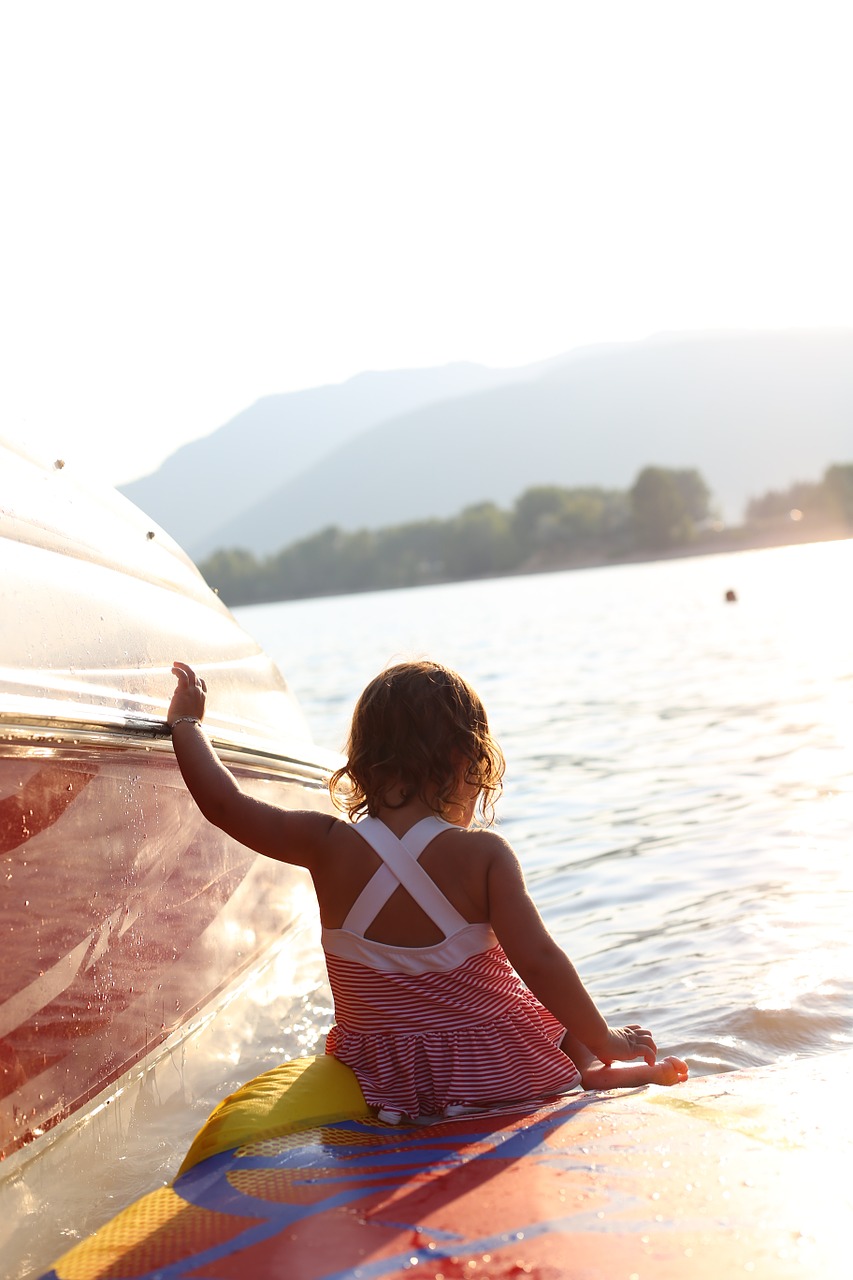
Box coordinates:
[168,659,687,1119]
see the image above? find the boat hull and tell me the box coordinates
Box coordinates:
[0,739,327,1159]
[1,439,338,1159]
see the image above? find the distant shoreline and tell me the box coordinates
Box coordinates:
[516,520,852,575]
[226,522,852,608]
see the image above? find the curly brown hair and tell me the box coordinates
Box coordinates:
[329,661,505,825]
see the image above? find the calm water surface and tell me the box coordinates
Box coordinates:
[11,540,853,1278]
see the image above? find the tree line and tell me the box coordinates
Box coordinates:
[198,463,853,606]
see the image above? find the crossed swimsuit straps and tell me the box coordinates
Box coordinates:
[342,815,470,944]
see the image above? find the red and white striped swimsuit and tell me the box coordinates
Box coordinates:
[323,815,581,1119]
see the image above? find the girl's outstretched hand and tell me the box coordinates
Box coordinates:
[653,1055,689,1086]
[168,661,207,727]
[604,1023,657,1067]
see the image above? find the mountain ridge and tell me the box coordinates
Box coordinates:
[120,360,547,552]
[120,329,853,557]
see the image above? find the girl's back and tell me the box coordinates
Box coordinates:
[316,812,495,948]
[318,811,581,1118]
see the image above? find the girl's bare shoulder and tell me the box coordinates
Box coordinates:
[261,807,349,868]
[460,824,515,851]
[434,823,516,865]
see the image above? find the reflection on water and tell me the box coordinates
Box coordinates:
[238,538,853,1074]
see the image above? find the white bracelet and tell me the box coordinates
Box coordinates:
[170,716,202,731]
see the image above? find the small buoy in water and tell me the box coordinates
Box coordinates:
[725,589,737,603]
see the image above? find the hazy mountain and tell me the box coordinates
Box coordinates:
[182,329,853,557]
[120,330,853,559]
[119,361,549,552]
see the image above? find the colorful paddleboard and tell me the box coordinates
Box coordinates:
[43,1049,852,1279]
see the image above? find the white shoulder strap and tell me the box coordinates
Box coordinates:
[341,816,469,938]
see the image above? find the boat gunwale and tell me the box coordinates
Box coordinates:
[0,714,336,787]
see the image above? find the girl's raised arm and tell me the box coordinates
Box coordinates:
[167,662,334,866]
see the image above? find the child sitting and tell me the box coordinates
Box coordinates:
[168,659,687,1118]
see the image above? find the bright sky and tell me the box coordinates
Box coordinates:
[3,1,851,487]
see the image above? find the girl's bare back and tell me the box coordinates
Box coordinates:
[310,805,494,947]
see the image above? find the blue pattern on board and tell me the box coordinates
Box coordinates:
[71,1094,603,1280]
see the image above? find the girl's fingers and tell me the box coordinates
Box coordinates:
[624,1024,657,1064]
[172,662,202,687]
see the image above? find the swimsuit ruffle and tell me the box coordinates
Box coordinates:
[326,999,580,1118]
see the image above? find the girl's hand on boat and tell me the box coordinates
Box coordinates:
[168,661,207,725]
[604,1024,657,1066]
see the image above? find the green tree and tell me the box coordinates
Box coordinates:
[672,469,712,523]
[376,519,447,587]
[630,467,705,549]
[746,479,821,523]
[746,463,853,528]
[267,526,347,599]
[823,463,853,524]
[555,489,632,549]
[513,485,631,558]
[513,487,574,556]
[443,503,520,579]
[198,547,264,604]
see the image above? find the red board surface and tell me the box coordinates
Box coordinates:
[46,1051,853,1280]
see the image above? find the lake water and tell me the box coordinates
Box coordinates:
[10,539,853,1278]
